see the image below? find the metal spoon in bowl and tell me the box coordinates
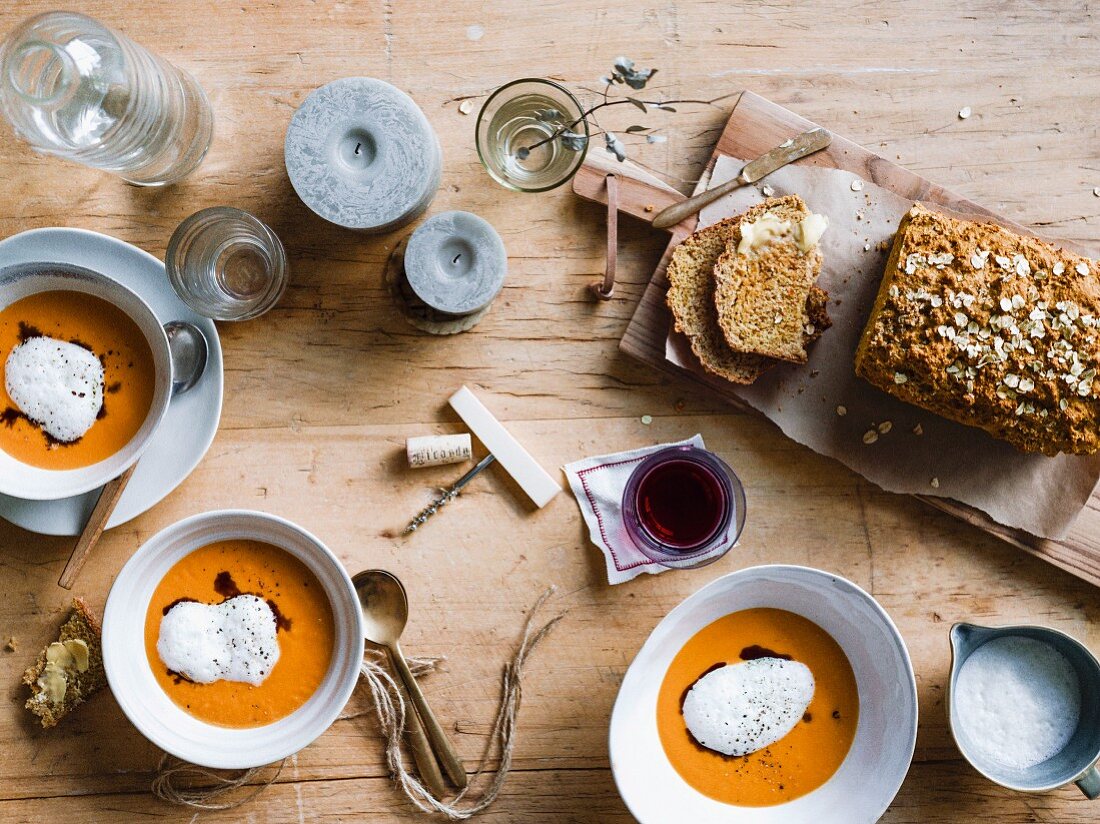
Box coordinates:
[58,322,209,589]
[353,569,468,793]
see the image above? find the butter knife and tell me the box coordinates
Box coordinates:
[650,127,832,230]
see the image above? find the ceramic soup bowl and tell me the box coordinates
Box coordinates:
[103,510,365,769]
[0,262,172,499]
[610,564,918,824]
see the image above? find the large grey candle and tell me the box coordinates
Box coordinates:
[403,211,507,316]
[284,77,441,233]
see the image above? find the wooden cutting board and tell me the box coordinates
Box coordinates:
[572,90,1100,588]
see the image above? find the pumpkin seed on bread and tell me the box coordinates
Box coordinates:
[23,598,105,728]
[666,199,831,383]
[713,195,828,364]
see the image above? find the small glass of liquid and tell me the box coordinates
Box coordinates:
[166,207,288,321]
[622,445,746,569]
[476,78,589,192]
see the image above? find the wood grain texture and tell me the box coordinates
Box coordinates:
[0,1,1098,822]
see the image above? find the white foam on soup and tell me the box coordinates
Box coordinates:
[5,336,104,443]
[682,658,815,756]
[954,635,1080,772]
[157,595,281,686]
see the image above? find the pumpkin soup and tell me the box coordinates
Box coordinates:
[0,289,155,469]
[657,608,858,806]
[144,539,335,728]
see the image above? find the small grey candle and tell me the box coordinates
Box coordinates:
[284,77,441,233]
[403,211,508,315]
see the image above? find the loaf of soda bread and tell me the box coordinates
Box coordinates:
[666,198,831,384]
[855,204,1100,455]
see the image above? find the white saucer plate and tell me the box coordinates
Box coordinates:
[0,228,223,536]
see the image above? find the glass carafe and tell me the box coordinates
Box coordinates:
[0,12,213,186]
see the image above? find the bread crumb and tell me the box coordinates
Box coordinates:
[761,184,775,197]
[913,423,924,435]
[5,637,16,652]
[931,477,940,488]
[644,204,654,213]
[640,415,653,425]
[958,106,972,119]
[836,405,847,416]
[1093,187,1100,198]
[458,99,473,115]
[851,180,864,192]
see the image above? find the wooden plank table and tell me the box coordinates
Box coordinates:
[0,1,1097,821]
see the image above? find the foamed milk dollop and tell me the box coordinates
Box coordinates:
[954,635,1080,771]
[5,336,104,442]
[682,658,815,756]
[157,595,281,686]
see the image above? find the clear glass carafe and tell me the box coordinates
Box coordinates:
[0,12,213,186]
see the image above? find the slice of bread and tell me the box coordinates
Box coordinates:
[24,598,105,728]
[666,201,830,383]
[714,195,826,364]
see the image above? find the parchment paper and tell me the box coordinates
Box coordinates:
[666,155,1100,538]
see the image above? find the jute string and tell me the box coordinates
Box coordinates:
[152,586,564,818]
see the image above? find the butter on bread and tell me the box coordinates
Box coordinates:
[666,198,831,384]
[23,598,105,728]
[713,195,829,364]
[855,203,1100,455]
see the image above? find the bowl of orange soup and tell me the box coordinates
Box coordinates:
[0,262,172,499]
[102,510,364,769]
[610,565,917,824]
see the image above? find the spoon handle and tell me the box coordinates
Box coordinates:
[392,642,468,789]
[387,648,446,798]
[58,464,137,589]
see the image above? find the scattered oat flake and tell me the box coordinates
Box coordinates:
[641,415,653,425]
[4,637,15,652]
[1093,187,1100,198]
[1076,262,1090,275]
[862,430,879,444]
[851,180,864,192]
[878,420,893,434]
[458,99,473,115]
[930,477,940,488]
[762,184,775,196]
[958,106,971,119]
[912,423,923,435]
[864,242,871,251]
[836,405,847,416]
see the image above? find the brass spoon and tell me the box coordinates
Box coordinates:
[353,569,468,791]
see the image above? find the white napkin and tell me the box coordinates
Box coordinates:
[566,434,726,584]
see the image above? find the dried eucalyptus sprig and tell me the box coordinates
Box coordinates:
[516,56,734,165]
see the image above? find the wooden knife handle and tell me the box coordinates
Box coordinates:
[58,464,136,589]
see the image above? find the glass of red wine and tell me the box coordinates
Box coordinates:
[621,445,746,569]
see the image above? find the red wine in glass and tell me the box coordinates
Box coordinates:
[635,458,725,548]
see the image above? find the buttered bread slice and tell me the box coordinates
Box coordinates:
[666,201,831,384]
[713,195,829,364]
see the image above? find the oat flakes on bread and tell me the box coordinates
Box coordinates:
[713,194,827,364]
[23,597,105,728]
[855,203,1100,455]
[665,201,831,384]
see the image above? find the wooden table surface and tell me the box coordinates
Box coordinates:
[1,1,1098,822]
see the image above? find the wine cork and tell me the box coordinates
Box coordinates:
[406,434,472,468]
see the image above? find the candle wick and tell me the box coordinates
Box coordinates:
[452,253,462,264]
[354,143,361,155]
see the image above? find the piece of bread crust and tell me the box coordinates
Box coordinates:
[855,203,1100,455]
[23,598,105,728]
